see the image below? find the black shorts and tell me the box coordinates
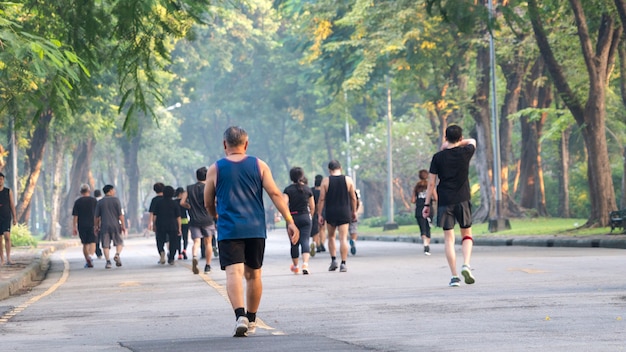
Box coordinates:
[311,214,319,236]
[0,218,11,234]
[218,238,265,270]
[437,201,472,231]
[78,228,96,244]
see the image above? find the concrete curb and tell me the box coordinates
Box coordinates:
[0,240,79,301]
[360,234,626,249]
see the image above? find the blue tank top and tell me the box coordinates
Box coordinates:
[215,156,266,240]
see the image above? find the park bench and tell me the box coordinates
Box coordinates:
[609,209,626,233]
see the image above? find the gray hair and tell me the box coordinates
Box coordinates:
[80,184,91,194]
[223,126,248,147]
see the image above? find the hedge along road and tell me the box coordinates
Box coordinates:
[0,230,623,352]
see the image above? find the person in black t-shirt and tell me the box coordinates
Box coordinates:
[72,184,98,268]
[153,186,181,265]
[422,125,476,287]
[149,182,165,264]
[283,167,315,275]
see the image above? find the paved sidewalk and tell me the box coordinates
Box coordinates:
[1,232,624,301]
[0,240,79,300]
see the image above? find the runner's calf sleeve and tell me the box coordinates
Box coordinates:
[462,236,474,243]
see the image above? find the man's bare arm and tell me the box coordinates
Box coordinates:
[204,164,218,218]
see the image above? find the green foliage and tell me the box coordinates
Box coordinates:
[10,223,38,247]
[361,213,415,227]
[359,217,607,236]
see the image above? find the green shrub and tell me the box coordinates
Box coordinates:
[11,223,38,247]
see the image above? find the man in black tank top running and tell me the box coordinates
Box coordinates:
[317,160,357,272]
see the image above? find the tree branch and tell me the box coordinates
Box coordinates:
[527,0,584,124]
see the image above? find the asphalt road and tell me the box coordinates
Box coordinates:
[0,230,624,352]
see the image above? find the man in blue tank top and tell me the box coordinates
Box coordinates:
[204,126,299,337]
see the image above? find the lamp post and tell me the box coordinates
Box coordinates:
[384,74,398,230]
[486,0,510,232]
[344,91,352,178]
[10,115,18,196]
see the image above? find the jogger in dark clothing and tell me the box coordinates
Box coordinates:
[153,186,181,265]
[317,160,357,273]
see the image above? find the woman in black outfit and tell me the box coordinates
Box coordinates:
[283,167,315,274]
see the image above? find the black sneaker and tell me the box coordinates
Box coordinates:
[449,276,461,287]
[424,245,431,256]
[204,264,211,273]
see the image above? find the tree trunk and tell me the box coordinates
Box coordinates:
[16,110,53,224]
[362,179,384,218]
[468,45,494,223]
[47,134,67,241]
[622,146,626,209]
[498,44,527,218]
[517,58,551,216]
[558,126,572,217]
[528,0,619,226]
[121,132,141,233]
[61,139,95,237]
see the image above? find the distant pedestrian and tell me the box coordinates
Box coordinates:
[174,187,190,260]
[283,167,315,274]
[95,185,126,269]
[93,189,103,259]
[309,174,324,256]
[348,189,360,256]
[72,184,98,268]
[153,186,181,265]
[0,172,17,266]
[412,169,435,256]
[180,167,216,274]
[422,125,476,287]
[317,160,357,272]
[204,126,298,337]
[149,182,166,264]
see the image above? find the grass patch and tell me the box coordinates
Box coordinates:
[357,218,613,237]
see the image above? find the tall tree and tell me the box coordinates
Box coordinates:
[527,0,620,226]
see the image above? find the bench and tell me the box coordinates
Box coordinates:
[609,209,626,232]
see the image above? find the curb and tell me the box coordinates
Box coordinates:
[0,240,79,301]
[359,235,626,249]
[0,248,51,301]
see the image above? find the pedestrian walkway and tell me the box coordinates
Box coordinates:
[1,232,625,301]
[0,240,79,300]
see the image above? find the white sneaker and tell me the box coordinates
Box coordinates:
[461,265,475,284]
[248,320,257,334]
[233,316,249,337]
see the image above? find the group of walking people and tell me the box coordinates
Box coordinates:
[282,160,359,276]
[72,184,126,269]
[70,123,478,338]
[147,168,217,275]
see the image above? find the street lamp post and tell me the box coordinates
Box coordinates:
[384,75,398,230]
[344,91,352,178]
[486,0,510,232]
